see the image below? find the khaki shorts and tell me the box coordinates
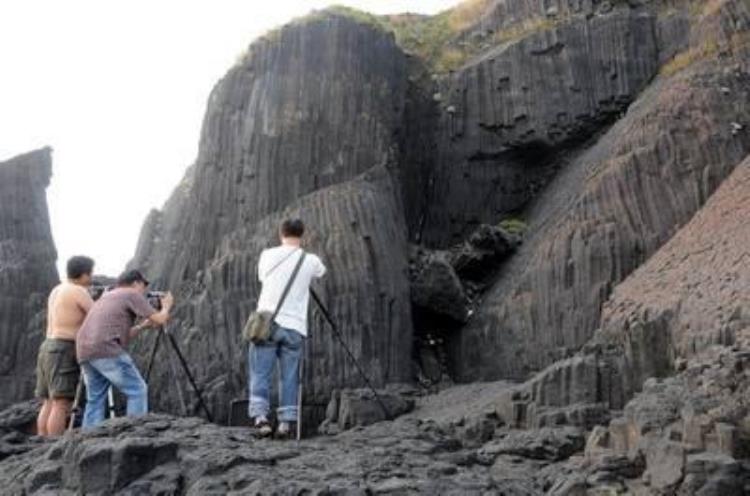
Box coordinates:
[35,338,80,399]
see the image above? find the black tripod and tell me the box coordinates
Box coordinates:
[310,288,392,420]
[145,325,213,422]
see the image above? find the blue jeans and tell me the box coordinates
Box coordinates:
[81,353,148,428]
[248,324,304,422]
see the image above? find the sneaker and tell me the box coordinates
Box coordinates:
[254,417,272,438]
[275,421,297,440]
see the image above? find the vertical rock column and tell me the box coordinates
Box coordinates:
[0,148,59,409]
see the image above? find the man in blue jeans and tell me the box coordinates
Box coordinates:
[76,270,174,428]
[250,219,326,438]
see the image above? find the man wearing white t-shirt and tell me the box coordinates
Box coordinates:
[250,219,326,438]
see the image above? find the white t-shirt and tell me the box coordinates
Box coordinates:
[256,245,326,336]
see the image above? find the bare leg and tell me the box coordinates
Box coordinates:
[47,398,72,436]
[37,400,51,436]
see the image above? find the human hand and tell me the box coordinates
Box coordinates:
[162,292,175,309]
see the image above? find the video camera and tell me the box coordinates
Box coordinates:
[88,285,167,310]
[146,291,167,310]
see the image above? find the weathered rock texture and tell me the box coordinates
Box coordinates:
[119,0,750,428]
[0,388,600,495]
[129,16,414,423]
[498,151,750,432]
[0,149,58,410]
[422,5,661,244]
[452,0,750,382]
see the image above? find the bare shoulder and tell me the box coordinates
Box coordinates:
[63,283,94,303]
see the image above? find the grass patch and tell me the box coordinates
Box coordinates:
[660,30,750,77]
[499,218,528,235]
[238,0,564,72]
[660,39,720,76]
[388,0,560,72]
[259,5,391,44]
[491,17,557,46]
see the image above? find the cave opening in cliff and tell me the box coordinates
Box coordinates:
[411,304,466,386]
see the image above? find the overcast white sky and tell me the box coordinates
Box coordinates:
[0,0,457,278]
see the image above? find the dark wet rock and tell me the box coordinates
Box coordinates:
[447,223,519,285]
[0,148,58,410]
[409,246,471,324]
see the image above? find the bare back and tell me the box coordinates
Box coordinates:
[46,282,94,340]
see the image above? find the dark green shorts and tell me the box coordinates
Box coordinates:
[35,338,80,399]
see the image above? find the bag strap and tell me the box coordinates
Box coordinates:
[270,251,307,323]
[263,248,299,279]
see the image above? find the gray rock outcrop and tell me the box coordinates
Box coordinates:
[0,149,58,410]
[128,16,414,424]
[452,0,750,382]
[498,147,750,432]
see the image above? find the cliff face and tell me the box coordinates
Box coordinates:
[127,0,750,428]
[451,0,750,381]
[130,16,413,422]
[421,6,660,244]
[0,149,58,409]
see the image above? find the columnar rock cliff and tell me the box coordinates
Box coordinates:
[127,0,750,425]
[4,0,750,493]
[129,17,414,422]
[422,6,661,244]
[0,149,58,409]
[451,0,750,381]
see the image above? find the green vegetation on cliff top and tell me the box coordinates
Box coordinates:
[252,1,499,72]
[249,0,726,74]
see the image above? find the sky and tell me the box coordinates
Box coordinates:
[0,0,458,278]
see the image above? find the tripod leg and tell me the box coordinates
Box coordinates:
[310,289,392,420]
[297,352,303,442]
[165,331,214,422]
[68,373,85,431]
[167,345,188,416]
[145,328,162,382]
[107,387,116,419]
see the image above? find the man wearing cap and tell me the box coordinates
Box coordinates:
[76,269,174,428]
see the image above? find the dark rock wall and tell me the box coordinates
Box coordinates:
[422,7,660,245]
[135,18,409,288]
[0,149,58,409]
[487,1,750,428]
[452,0,750,382]
[129,17,413,422]
[125,0,750,422]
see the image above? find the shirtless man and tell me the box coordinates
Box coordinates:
[35,256,95,436]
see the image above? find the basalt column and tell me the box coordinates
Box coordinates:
[0,148,59,409]
[129,15,414,423]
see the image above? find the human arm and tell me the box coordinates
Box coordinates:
[146,292,174,326]
[312,255,327,279]
[76,286,95,314]
[128,319,154,339]
[127,291,174,329]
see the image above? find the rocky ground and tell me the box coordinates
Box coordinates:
[1,343,749,496]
